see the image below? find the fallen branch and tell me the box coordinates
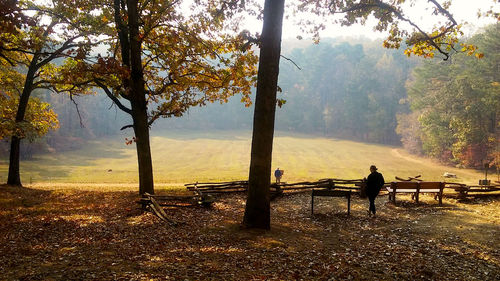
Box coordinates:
[142,194,180,226]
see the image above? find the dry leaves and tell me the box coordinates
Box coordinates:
[0,185,499,280]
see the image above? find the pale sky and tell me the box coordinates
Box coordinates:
[243,0,499,40]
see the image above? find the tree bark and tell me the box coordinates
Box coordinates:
[128,0,154,195]
[7,59,38,186]
[242,0,285,229]
[132,105,154,195]
[7,136,22,185]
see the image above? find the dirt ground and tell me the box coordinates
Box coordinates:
[0,185,499,280]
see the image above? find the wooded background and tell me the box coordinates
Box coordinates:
[2,24,498,169]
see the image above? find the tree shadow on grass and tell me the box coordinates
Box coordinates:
[456,193,500,204]
[1,138,136,182]
[32,141,132,167]
[0,184,53,208]
[151,129,251,141]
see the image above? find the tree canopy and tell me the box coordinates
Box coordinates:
[49,0,258,194]
[0,0,104,186]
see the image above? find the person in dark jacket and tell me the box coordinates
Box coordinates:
[274,168,283,183]
[365,165,385,217]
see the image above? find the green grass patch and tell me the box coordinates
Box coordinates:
[0,130,485,189]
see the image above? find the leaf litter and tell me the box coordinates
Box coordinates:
[0,185,499,280]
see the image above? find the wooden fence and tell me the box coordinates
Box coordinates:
[185,178,364,199]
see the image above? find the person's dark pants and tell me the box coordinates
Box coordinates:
[367,190,380,215]
[368,195,377,214]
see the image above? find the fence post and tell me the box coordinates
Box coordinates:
[311,190,315,215]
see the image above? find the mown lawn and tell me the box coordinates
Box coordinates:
[0,185,499,280]
[0,130,488,189]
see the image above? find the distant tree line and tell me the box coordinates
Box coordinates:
[155,37,417,146]
[276,39,416,145]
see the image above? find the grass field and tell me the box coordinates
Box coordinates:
[0,130,489,190]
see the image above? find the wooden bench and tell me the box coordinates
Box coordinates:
[387,182,444,205]
[311,189,351,215]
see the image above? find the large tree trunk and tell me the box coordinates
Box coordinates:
[128,0,154,195]
[7,61,38,186]
[7,136,22,185]
[132,106,154,195]
[242,0,285,229]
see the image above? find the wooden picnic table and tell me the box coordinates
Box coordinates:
[311,189,352,215]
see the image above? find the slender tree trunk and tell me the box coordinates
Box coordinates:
[128,0,154,195]
[132,105,154,195]
[7,61,38,186]
[242,0,285,229]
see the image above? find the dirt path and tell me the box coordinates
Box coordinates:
[391,148,425,164]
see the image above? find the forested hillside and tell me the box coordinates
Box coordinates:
[2,25,498,169]
[276,39,416,144]
[155,37,417,146]
[399,24,499,168]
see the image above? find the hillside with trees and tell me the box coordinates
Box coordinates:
[149,37,418,147]
[398,23,499,169]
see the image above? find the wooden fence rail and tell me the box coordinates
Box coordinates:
[185,176,499,198]
[185,179,363,197]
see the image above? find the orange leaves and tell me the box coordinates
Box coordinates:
[403,40,436,59]
[140,24,258,121]
[383,24,405,50]
[125,137,136,145]
[95,56,130,80]
[460,43,484,58]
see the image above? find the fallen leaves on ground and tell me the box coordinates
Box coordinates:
[0,185,499,280]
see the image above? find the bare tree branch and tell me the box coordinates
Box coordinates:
[94,79,133,115]
[329,0,458,60]
[35,37,83,70]
[280,55,301,70]
[120,124,134,130]
[69,93,85,128]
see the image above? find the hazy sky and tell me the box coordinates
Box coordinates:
[244,0,499,40]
